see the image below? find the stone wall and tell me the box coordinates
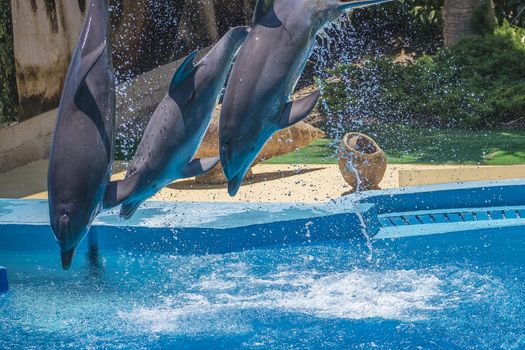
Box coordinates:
[10,0,256,121]
[10,0,85,120]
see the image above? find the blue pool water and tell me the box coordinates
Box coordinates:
[1,228,524,349]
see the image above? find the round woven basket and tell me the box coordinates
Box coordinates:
[337,132,387,191]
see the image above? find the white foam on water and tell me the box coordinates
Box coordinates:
[118,268,484,334]
[269,270,445,320]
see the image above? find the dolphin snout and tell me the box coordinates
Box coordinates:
[60,248,76,270]
[220,141,244,196]
[227,175,245,197]
[338,0,395,12]
[53,213,82,270]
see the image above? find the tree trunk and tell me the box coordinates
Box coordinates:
[443,0,495,47]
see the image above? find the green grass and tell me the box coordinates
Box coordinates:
[265,126,525,166]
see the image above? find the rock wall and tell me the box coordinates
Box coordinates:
[10,0,256,120]
[10,0,85,120]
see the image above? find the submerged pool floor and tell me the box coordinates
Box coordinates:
[1,228,524,349]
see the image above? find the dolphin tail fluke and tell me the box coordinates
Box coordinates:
[338,0,395,12]
[169,51,199,96]
[181,156,221,178]
[103,174,139,209]
[278,90,321,129]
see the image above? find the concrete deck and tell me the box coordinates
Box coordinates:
[1,160,524,203]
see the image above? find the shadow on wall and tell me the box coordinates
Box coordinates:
[10,0,256,121]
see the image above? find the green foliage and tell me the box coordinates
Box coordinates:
[494,0,525,27]
[472,0,497,35]
[399,0,443,29]
[348,0,444,56]
[322,23,525,128]
[266,126,525,166]
[0,0,18,124]
[397,0,525,29]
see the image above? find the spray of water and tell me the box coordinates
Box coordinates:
[312,14,379,261]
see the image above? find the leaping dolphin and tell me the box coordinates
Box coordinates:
[104,26,251,219]
[48,0,115,270]
[219,0,394,196]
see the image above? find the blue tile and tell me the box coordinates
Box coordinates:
[461,212,476,221]
[490,211,504,220]
[418,215,435,224]
[432,214,448,223]
[405,216,422,225]
[447,213,462,223]
[505,210,518,219]
[379,217,394,227]
[390,217,407,226]
[476,212,490,221]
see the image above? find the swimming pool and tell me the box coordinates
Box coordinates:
[1,180,525,349]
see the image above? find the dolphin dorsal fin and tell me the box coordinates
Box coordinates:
[252,0,275,25]
[181,156,220,178]
[278,90,321,129]
[73,41,107,104]
[169,51,199,96]
[103,173,139,209]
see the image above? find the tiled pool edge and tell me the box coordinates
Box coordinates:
[1,179,525,253]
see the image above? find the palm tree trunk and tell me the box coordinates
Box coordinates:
[443,0,495,46]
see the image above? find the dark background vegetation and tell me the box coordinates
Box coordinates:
[0,0,524,124]
[322,24,525,129]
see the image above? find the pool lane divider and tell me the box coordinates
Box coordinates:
[0,267,8,293]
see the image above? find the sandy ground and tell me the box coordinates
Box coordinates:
[2,160,524,203]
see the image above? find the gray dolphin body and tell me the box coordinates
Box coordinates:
[48,0,115,269]
[104,26,251,219]
[220,0,393,196]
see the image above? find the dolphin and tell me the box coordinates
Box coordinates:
[104,26,251,219]
[219,0,394,196]
[48,0,115,270]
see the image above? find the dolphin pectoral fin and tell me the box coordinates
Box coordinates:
[278,90,321,129]
[73,41,107,102]
[181,156,221,179]
[252,0,275,25]
[169,50,199,96]
[338,0,394,12]
[103,174,139,209]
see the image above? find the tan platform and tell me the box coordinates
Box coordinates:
[1,160,524,203]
